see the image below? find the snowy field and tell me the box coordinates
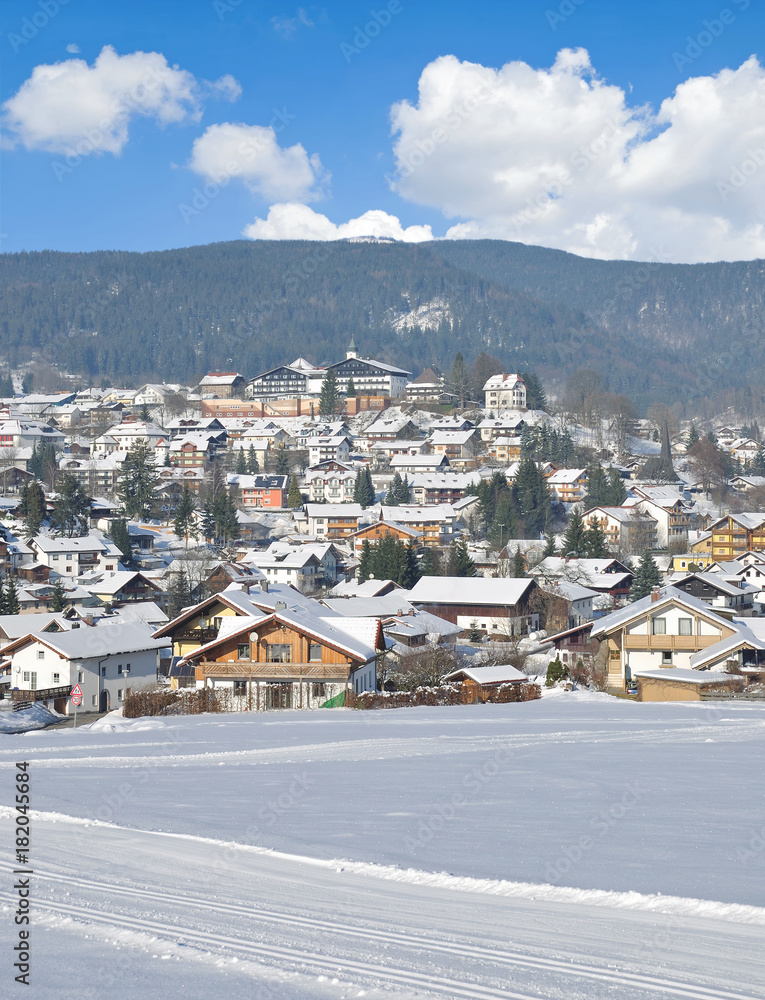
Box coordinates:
[2,692,765,999]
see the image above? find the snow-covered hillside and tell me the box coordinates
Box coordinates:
[2,696,764,998]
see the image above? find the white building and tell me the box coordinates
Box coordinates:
[3,621,166,714]
[306,461,359,503]
[483,374,527,411]
[28,534,123,581]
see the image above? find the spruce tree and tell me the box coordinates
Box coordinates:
[521,371,548,411]
[512,546,525,578]
[50,474,90,537]
[358,539,372,583]
[235,449,247,475]
[0,583,8,616]
[583,517,609,558]
[447,536,476,577]
[118,441,159,521]
[630,549,662,602]
[247,444,260,474]
[606,468,627,506]
[173,484,197,548]
[200,498,216,542]
[5,576,20,615]
[287,474,303,508]
[513,455,550,536]
[110,517,134,567]
[419,546,441,577]
[543,532,557,557]
[274,446,290,476]
[561,508,587,557]
[19,481,46,536]
[168,567,192,619]
[319,369,340,417]
[395,474,411,504]
[687,424,699,449]
[214,489,240,544]
[583,464,609,509]
[346,377,356,398]
[50,578,69,612]
[385,475,401,506]
[402,541,421,588]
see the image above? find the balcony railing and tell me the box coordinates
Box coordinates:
[194,661,351,681]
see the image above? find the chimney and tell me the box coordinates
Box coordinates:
[650,586,661,602]
[260,579,269,593]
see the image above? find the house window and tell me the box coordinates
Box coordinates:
[23,671,30,681]
[309,643,322,662]
[652,618,667,635]
[661,651,672,665]
[53,673,59,682]
[678,618,693,636]
[267,643,292,663]
[609,648,620,660]
[233,680,247,695]
[118,689,123,701]
[78,671,84,682]
[37,650,45,659]
[92,695,97,707]
[237,643,251,661]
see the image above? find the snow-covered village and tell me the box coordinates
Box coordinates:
[4,3,765,996]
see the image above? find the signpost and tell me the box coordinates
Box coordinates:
[70,683,83,728]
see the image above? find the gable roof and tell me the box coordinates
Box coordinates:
[2,621,167,660]
[407,576,535,606]
[590,587,733,639]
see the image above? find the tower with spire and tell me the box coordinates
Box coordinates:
[346,335,358,360]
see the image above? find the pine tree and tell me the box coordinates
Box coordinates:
[109,517,134,567]
[346,377,356,398]
[606,468,627,506]
[583,517,609,558]
[49,578,69,612]
[447,536,476,577]
[319,369,341,417]
[18,481,46,536]
[118,441,160,521]
[168,567,192,619]
[419,546,441,577]
[402,541,421,588]
[50,474,90,537]
[173,484,197,548]
[247,444,260,474]
[358,539,372,583]
[449,352,472,407]
[513,455,550,536]
[521,371,548,411]
[287,474,303,508]
[395,474,411,504]
[274,446,290,476]
[561,508,586,557]
[235,449,247,474]
[200,498,216,541]
[5,576,20,615]
[214,489,239,544]
[512,546,525,578]
[630,550,662,602]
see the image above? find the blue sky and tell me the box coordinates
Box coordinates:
[2,0,765,261]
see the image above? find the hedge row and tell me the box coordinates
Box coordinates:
[347,681,541,710]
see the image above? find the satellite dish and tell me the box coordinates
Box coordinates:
[249,632,258,642]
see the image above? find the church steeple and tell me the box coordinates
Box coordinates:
[346,335,358,360]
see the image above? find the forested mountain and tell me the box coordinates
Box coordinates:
[1,238,762,408]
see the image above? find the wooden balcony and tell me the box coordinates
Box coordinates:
[622,634,721,651]
[194,661,351,681]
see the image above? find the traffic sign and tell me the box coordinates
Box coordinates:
[71,696,82,706]
[70,683,83,698]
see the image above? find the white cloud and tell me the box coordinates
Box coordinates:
[389,50,765,262]
[243,202,434,241]
[2,45,241,156]
[65,43,80,54]
[189,122,327,203]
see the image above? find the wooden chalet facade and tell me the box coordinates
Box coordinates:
[179,611,380,710]
[709,514,765,560]
[347,520,422,555]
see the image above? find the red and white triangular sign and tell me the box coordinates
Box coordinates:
[70,683,83,697]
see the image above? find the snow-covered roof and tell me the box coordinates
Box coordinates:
[443,663,527,684]
[408,576,535,606]
[4,621,166,660]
